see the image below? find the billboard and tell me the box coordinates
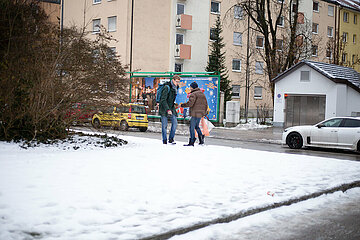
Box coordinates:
[130,73,219,121]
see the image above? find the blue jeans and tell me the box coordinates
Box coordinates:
[161,114,177,141]
[189,117,202,141]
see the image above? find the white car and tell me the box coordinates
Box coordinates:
[282,117,360,152]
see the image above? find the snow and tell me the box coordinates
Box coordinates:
[1,132,360,240]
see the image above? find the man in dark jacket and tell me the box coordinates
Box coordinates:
[159,75,180,144]
[180,81,208,146]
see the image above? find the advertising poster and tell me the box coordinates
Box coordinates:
[130,75,219,121]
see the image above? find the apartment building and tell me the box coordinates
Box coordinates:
[40,0,61,25]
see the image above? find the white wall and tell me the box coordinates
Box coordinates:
[273,65,360,126]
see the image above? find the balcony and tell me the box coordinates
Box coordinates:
[176,14,192,30]
[175,44,191,59]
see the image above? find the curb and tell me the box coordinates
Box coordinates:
[139,180,360,240]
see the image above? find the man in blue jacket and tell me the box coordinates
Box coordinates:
[159,75,180,144]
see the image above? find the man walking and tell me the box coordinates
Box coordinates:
[159,75,180,144]
[180,82,208,146]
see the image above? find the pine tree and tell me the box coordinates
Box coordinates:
[205,15,232,102]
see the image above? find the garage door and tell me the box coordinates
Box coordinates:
[285,95,326,128]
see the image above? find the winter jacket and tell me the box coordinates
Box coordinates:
[159,82,178,116]
[181,88,208,118]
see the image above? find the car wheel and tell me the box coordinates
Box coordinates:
[286,132,303,149]
[93,118,101,129]
[357,141,360,152]
[120,120,128,131]
[139,127,147,132]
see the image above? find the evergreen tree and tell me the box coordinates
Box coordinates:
[205,15,232,102]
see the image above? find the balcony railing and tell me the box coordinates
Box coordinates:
[176,14,192,30]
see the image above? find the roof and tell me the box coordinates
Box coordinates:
[323,0,360,11]
[272,60,360,93]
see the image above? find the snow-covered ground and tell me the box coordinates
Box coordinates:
[1,132,360,240]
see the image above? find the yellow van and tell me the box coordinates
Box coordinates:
[92,104,148,132]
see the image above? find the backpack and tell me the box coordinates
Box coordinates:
[156,83,170,103]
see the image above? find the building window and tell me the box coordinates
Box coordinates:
[312,23,318,34]
[233,32,242,45]
[327,26,333,37]
[354,34,357,44]
[254,86,262,99]
[300,71,310,81]
[343,32,348,42]
[312,45,318,56]
[210,28,216,41]
[232,59,241,72]
[313,1,319,12]
[343,12,349,22]
[232,85,240,98]
[176,33,184,45]
[342,53,347,62]
[255,61,264,74]
[93,0,101,4]
[175,63,183,72]
[276,39,283,51]
[107,47,116,59]
[292,3,298,13]
[108,16,116,32]
[106,79,115,93]
[354,14,358,24]
[92,19,100,33]
[326,48,332,59]
[352,55,356,64]
[256,36,264,48]
[328,5,334,16]
[277,16,284,27]
[234,5,243,19]
[211,1,220,14]
[177,3,185,15]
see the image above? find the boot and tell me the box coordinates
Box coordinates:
[163,140,167,144]
[199,134,205,145]
[184,138,195,146]
[169,139,176,144]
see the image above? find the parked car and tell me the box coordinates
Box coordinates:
[282,117,360,152]
[92,103,148,132]
[65,103,96,124]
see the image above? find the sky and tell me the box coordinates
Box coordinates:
[0,131,360,240]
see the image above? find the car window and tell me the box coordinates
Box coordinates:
[103,107,114,114]
[119,106,130,113]
[322,118,343,127]
[131,105,146,114]
[343,119,360,127]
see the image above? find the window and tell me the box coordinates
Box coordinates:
[313,1,319,12]
[312,45,318,56]
[355,15,358,24]
[107,47,116,59]
[256,36,264,48]
[232,59,241,72]
[276,39,283,51]
[342,53,347,62]
[343,32,348,42]
[211,1,220,14]
[328,5,334,16]
[92,19,100,33]
[210,28,216,41]
[354,34,357,44]
[93,0,101,4]
[312,23,318,34]
[326,48,332,59]
[232,85,240,98]
[175,63,183,72]
[343,119,360,127]
[106,79,114,93]
[254,86,262,99]
[277,16,284,27]
[327,26,333,37]
[300,71,310,81]
[177,3,185,15]
[233,32,242,45]
[255,61,264,74]
[292,3,298,13]
[234,5,243,19]
[352,55,356,64]
[176,33,184,45]
[108,16,116,32]
[344,12,349,22]
[322,118,343,127]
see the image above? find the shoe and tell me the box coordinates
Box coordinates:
[169,139,176,144]
[163,140,167,144]
[199,135,205,145]
[184,138,195,146]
